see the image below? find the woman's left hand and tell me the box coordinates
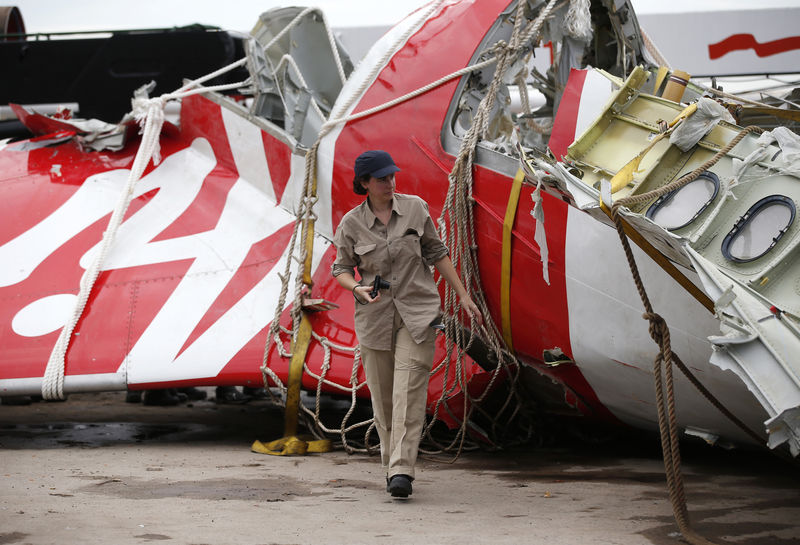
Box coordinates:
[461,295,483,327]
[432,256,484,327]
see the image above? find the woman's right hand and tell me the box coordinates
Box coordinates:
[354,284,379,304]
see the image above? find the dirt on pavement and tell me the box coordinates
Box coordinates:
[1,391,799,545]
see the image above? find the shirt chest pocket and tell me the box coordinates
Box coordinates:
[396,227,423,260]
[354,243,379,273]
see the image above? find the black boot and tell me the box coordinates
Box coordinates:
[242,386,270,400]
[178,387,207,401]
[171,388,188,403]
[142,389,181,406]
[215,386,251,404]
[388,474,413,498]
[1,396,32,406]
[125,391,142,403]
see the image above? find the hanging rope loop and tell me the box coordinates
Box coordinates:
[602,123,775,545]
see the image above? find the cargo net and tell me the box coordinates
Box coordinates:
[259,322,537,457]
[258,0,570,458]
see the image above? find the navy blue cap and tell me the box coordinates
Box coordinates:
[354,150,400,178]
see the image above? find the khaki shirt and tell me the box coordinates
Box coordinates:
[332,193,449,350]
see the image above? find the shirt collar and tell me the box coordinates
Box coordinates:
[362,195,403,228]
[392,196,404,216]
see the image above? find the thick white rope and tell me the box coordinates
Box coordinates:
[41,75,250,399]
[40,7,342,399]
[42,96,166,399]
[320,56,498,131]
[318,9,347,85]
[640,28,671,70]
[320,0,448,139]
[165,80,251,100]
[273,53,330,122]
[174,58,248,95]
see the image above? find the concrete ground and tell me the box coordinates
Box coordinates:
[1,391,798,545]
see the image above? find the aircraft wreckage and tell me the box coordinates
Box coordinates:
[1,0,799,463]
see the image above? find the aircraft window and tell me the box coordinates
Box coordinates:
[450,39,555,156]
[721,195,796,263]
[645,171,719,230]
[443,0,649,165]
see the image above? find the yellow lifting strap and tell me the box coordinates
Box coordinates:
[500,168,525,351]
[251,313,332,455]
[739,105,800,123]
[252,149,332,456]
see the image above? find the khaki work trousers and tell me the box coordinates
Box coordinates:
[359,308,436,480]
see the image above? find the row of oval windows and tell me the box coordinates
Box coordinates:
[645,171,796,263]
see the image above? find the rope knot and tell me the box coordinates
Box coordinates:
[131,96,164,123]
[130,90,166,166]
[644,312,671,347]
[130,80,165,129]
[610,201,625,219]
[642,311,665,326]
[490,40,511,57]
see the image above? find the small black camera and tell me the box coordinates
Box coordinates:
[370,275,391,298]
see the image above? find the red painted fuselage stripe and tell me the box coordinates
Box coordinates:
[548,68,587,160]
[709,33,800,60]
[261,131,292,203]
[174,223,294,359]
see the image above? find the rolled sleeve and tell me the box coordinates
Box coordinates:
[332,220,357,278]
[332,263,355,277]
[420,213,449,266]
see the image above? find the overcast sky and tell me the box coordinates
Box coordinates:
[10,0,800,34]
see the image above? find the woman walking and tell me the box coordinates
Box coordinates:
[332,150,482,498]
